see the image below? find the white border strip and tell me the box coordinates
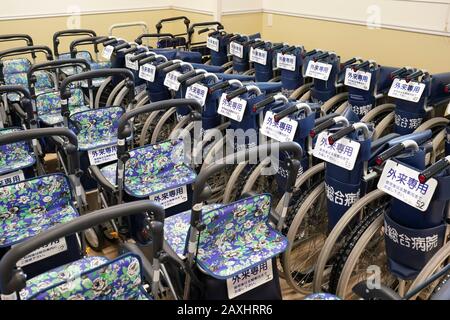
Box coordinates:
[262,9,450,37]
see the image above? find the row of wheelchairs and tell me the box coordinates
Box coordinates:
[0,16,449,300]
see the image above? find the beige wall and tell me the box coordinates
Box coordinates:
[0,9,448,73]
[261,13,450,74]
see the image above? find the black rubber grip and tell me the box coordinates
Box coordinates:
[162,62,182,74]
[252,94,276,112]
[209,81,230,93]
[418,158,450,183]
[151,221,164,257]
[53,29,97,56]
[114,42,130,52]
[328,125,354,145]
[103,38,118,46]
[406,70,423,82]
[178,70,197,84]
[314,51,330,61]
[135,33,174,45]
[122,47,139,55]
[0,45,53,60]
[390,67,408,79]
[310,118,337,138]
[156,60,175,71]
[281,46,297,54]
[274,105,298,122]
[130,52,149,62]
[226,87,247,101]
[376,144,406,165]
[354,60,370,71]
[139,55,158,66]
[341,57,358,68]
[185,74,205,87]
[156,16,190,33]
[270,44,285,52]
[303,49,317,57]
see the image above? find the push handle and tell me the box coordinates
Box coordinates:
[151,221,164,258]
[156,16,190,33]
[117,99,202,139]
[274,103,311,122]
[188,21,224,36]
[328,123,370,145]
[135,33,175,45]
[209,80,230,93]
[69,36,109,56]
[390,67,408,80]
[28,59,91,81]
[178,70,198,84]
[309,116,349,138]
[303,49,317,58]
[281,46,297,54]
[314,51,330,62]
[226,86,247,101]
[353,60,370,72]
[418,157,450,184]
[252,93,278,112]
[139,55,158,66]
[0,34,33,47]
[53,29,97,56]
[375,140,420,166]
[103,38,119,46]
[270,43,285,52]
[341,57,359,68]
[130,52,151,63]
[0,201,164,295]
[406,70,424,82]
[0,45,53,60]
[114,42,131,52]
[185,74,205,87]
[60,68,135,100]
[162,62,182,74]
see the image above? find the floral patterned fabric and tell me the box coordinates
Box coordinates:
[0,128,35,175]
[20,254,150,300]
[2,58,31,74]
[4,71,53,101]
[68,107,124,151]
[164,204,223,258]
[0,174,78,247]
[58,51,93,62]
[100,140,197,198]
[36,89,89,125]
[164,194,288,279]
[304,293,341,300]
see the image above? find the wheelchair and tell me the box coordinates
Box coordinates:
[0,127,84,282]
[0,45,54,128]
[310,73,450,299]
[0,201,165,300]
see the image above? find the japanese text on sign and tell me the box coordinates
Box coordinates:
[185,83,208,107]
[305,61,332,81]
[88,145,118,166]
[277,53,296,71]
[218,93,247,122]
[16,238,68,267]
[249,48,268,66]
[0,170,24,187]
[344,68,372,91]
[388,79,426,103]
[149,185,188,209]
[229,42,244,59]
[125,54,138,70]
[377,159,437,212]
[139,63,156,82]
[207,37,220,52]
[227,260,273,299]
[261,111,298,142]
[102,45,114,60]
[164,71,181,91]
[313,131,361,170]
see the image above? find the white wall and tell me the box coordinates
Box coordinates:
[1,0,170,19]
[262,0,450,36]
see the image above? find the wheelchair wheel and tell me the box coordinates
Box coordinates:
[329,203,398,299]
[313,189,389,292]
[406,241,450,300]
[282,182,328,294]
[84,226,106,252]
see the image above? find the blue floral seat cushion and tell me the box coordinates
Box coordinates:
[2,58,31,74]
[19,254,150,300]
[36,89,89,125]
[68,106,124,151]
[4,71,53,101]
[0,174,78,247]
[0,128,35,175]
[100,140,197,198]
[164,194,288,279]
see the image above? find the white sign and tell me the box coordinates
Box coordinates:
[134,83,146,96]
[125,54,138,70]
[218,93,247,122]
[16,238,68,267]
[186,83,208,107]
[277,53,296,71]
[345,68,372,91]
[313,131,361,170]
[149,185,188,209]
[0,170,24,186]
[305,60,333,81]
[88,145,117,166]
[227,260,273,299]
[261,111,298,142]
[249,48,268,66]
[139,63,156,82]
[102,45,114,60]
[388,79,426,103]
[377,159,437,212]
[229,41,244,59]
[207,37,220,52]
[164,71,181,91]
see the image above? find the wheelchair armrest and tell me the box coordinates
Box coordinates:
[352,281,402,300]
[88,165,116,193]
[11,102,27,120]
